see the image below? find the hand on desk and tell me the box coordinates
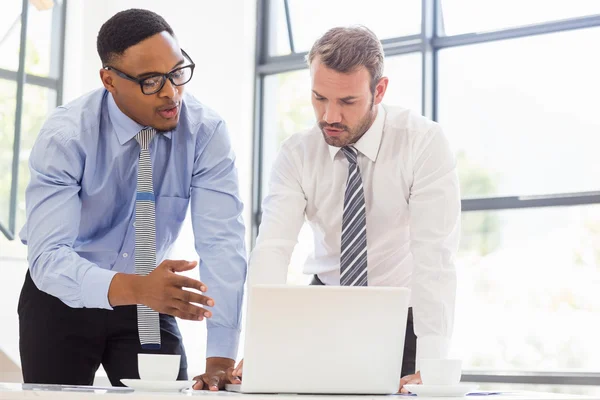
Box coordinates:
[399,371,422,393]
[108,260,214,321]
[192,357,240,391]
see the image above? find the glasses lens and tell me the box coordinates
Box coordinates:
[170,66,193,86]
[141,75,166,94]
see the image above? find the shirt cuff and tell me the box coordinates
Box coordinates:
[81,267,118,310]
[415,336,451,371]
[206,326,241,360]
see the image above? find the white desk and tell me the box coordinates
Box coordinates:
[0,384,596,400]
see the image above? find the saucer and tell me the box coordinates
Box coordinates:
[120,379,195,392]
[404,383,479,397]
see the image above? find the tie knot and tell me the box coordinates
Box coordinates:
[135,128,156,150]
[341,146,358,164]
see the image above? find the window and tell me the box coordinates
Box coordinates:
[438,27,600,198]
[267,0,421,56]
[254,0,600,390]
[0,0,66,240]
[440,0,600,36]
[454,205,600,371]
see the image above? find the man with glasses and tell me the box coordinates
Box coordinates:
[18,8,246,391]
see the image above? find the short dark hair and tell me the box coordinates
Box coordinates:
[97,8,175,66]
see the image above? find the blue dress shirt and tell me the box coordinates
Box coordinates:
[19,88,247,360]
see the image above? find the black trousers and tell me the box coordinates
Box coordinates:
[17,271,188,386]
[310,275,416,377]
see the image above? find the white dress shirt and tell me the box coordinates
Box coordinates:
[249,104,461,365]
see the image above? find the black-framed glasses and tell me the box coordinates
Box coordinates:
[104,49,196,95]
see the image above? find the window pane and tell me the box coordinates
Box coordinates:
[0,79,18,229]
[453,205,600,372]
[26,1,59,78]
[440,0,600,36]
[285,0,421,54]
[0,1,23,71]
[261,69,311,200]
[267,0,292,56]
[438,27,600,198]
[383,54,422,115]
[0,1,60,77]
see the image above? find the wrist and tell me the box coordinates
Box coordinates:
[206,357,235,371]
[108,273,145,306]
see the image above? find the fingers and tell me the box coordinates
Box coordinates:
[398,373,422,394]
[192,377,204,390]
[161,259,198,273]
[233,360,244,377]
[164,306,204,321]
[203,375,221,391]
[171,299,211,319]
[227,367,241,384]
[173,288,214,308]
[171,274,208,293]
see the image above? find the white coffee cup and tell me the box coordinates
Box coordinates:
[138,354,181,381]
[419,358,462,385]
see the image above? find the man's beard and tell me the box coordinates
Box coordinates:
[319,100,376,148]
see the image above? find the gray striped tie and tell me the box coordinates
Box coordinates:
[340,146,368,286]
[135,128,161,349]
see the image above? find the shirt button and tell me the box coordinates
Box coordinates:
[133,221,137,227]
[122,253,129,258]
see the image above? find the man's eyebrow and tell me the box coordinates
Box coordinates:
[136,58,185,78]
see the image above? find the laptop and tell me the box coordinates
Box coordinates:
[226,284,410,394]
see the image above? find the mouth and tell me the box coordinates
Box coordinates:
[323,127,345,137]
[157,103,180,119]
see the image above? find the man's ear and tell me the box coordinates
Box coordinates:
[374,77,389,105]
[100,68,116,94]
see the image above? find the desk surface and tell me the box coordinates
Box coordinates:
[0,383,596,400]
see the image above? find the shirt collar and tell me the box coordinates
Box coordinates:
[107,92,172,145]
[327,103,385,162]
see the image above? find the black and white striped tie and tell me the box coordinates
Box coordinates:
[135,128,161,349]
[340,146,368,286]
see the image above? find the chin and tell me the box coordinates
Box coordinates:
[154,120,179,133]
[322,132,347,148]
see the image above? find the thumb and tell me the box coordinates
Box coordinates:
[165,260,197,272]
[233,360,244,376]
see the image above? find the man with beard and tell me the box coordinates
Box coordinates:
[18,8,246,391]
[234,26,461,393]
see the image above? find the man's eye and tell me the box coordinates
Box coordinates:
[142,78,161,87]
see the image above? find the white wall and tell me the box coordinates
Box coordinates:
[2,0,256,382]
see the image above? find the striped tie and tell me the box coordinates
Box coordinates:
[135,128,161,349]
[340,146,368,286]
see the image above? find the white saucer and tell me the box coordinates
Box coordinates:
[404,383,479,397]
[120,379,195,392]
